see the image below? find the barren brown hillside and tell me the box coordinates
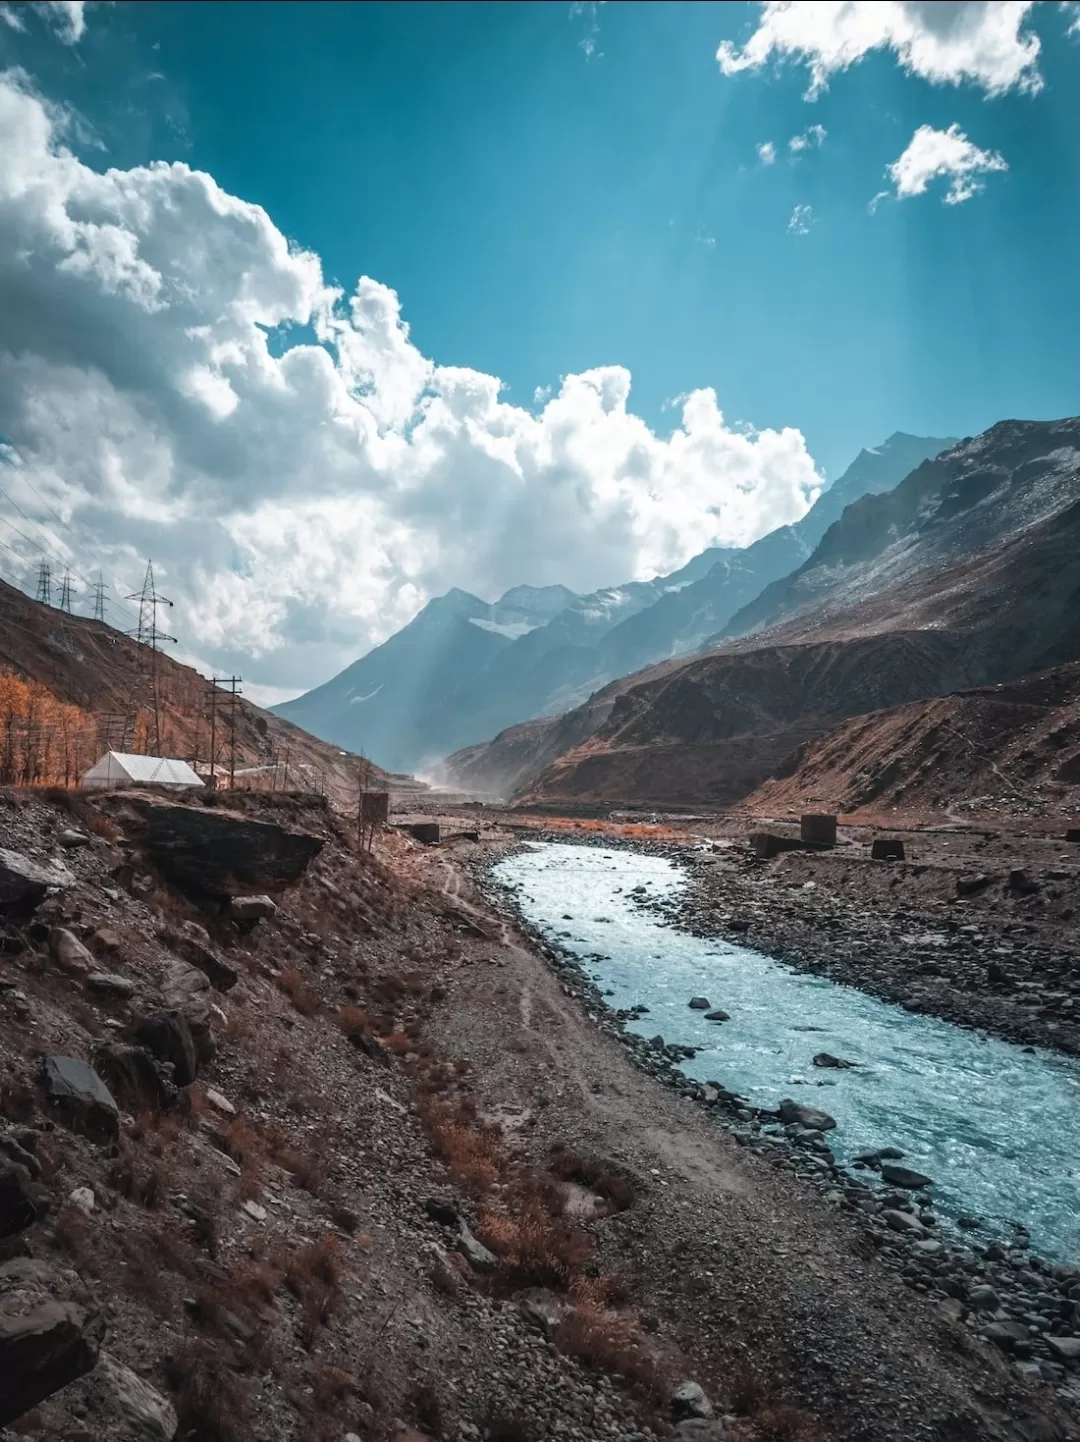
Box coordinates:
[0,579,398,805]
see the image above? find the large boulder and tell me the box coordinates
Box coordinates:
[159,926,238,992]
[0,1157,42,1238]
[42,1057,119,1143]
[49,928,95,977]
[97,1350,178,1441]
[132,1010,199,1087]
[121,799,323,897]
[0,849,74,917]
[777,1099,837,1132]
[161,959,214,1063]
[93,1044,176,1116]
[0,1258,104,1427]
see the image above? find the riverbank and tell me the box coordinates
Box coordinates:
[402,838,1078,1440]
[441,807,1080,1058]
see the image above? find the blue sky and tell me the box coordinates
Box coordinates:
[0,1,1077,697]
[24,0,1080,475]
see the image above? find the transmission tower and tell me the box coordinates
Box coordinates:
[126,561,177,754]
[210,676,242,788]
[57,571,75,614]
[91,574,108,622]
[34,562,51,606]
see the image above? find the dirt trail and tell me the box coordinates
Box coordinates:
[420,845,1077,1442]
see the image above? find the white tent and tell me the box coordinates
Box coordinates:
[82,752,204,791]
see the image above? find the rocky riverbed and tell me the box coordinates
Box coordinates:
[483,840,1080,1410]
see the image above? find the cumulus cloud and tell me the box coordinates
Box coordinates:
[787,202,814,235]
[877,122,1008,205]
[789,123,826,153]
[0,69,824,696]
[2,2,88,42]
[718,1,1042,99]
[756,140,777,164]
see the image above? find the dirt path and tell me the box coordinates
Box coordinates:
[421,846,1078,1442]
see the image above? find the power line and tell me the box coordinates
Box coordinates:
[0,484,140,626]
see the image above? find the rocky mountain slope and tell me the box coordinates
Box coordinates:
[719,418,1079,642]
[0,579,392,808]
[457,416,1080,811]
[278,435,954,774]
[747,662,1080,821]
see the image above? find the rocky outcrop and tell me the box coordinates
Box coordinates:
[0,1258,104,1427]
[0,849,74,916]
[92,1044,176,1116]
[121,799,323,896]
[42,1056,119,1143]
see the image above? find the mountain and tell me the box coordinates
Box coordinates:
[455,416,1080,809]
[280,433,954,774]
[273,584,580,773]
[718,418,1078,642]
[0,577,392,809]
[746,661,1080,821]
[591,431,957,677]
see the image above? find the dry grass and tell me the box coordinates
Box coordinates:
[283,1234,345,1349]
[476,1194,593,1291]
[166,1341,251,1442]
[555,1298,667,1398]
[336,1004,373,1041]
[107,1154,165,1208]
[418,1097,502,1194]
[276,966,321,1016]
[274,1144,325,1196]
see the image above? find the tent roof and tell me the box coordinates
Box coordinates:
[85,752,204,786]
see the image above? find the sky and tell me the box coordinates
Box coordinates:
[0,1,1078,704]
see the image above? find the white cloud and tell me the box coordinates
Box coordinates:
[0,69,824,697]
[0,6,27,32]
[789,123,826,153]
[787,202,814,235]
[1063,1,1080,34]
[881,122,1008,205]
[718,2,1042,99]
[757,140,777,165]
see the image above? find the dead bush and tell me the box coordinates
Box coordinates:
[284,1234,344,1349]
[277,966,320,1016]
[0,1077,36,1122]
[549,1147,635,1214]
[108,1154,165,1209]
[555,1291,668,1398]
[229,1256,282,1312]
[222,1117,266,1198]
[477,1195,593,1291]
[311,1364,354,1412]
[336,1004,372,1040]
[419,1098,501,1195]
[166,1341,251,1442]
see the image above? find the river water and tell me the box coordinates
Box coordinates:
[492,842,1080,1260]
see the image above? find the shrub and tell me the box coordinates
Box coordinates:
[166,1341,251,1442]
[476,1195,592,1291]
[276,967,320,1016]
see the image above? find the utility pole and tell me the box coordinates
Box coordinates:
[34,562,51,607]
[91,574,108,622]
[210,676,242,789]
[57,571,75,614]
[127,561,176,754]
